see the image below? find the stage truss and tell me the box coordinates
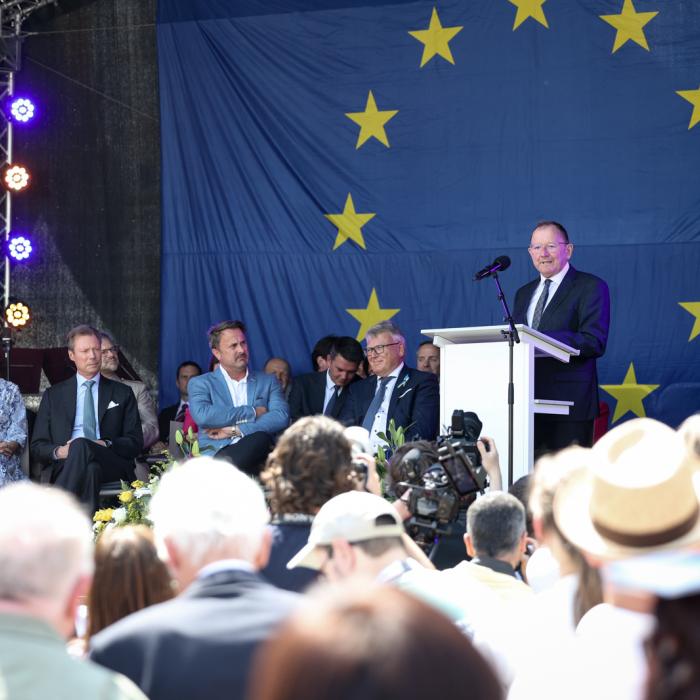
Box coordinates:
[0,0,56,309]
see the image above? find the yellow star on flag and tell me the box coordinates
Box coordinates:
[408,7,463,68]
[509,0,549,31]
[324,194,376,250]
[346,288,399,341]
[676,86,700,130]
[679,302,700,341]
[599,0,658,53]
[600,362,660,424]
[345,91,398,149]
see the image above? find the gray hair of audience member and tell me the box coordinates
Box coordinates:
[66,324,101,351]
[0,483,93,603]
[365,320,405,347]
[98,330,117,346]
[247,583,503,700]
[467,491,526,558]
[148,457,270,568]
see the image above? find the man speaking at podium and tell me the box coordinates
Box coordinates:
[513,221,610,454]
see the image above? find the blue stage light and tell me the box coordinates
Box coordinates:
[8,235,33,261]
[10,97,35,123]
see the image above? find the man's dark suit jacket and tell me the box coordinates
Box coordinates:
[288,371,354,422]
[157,403,178,443]
[339,366,440,441]
[31,374,143,478]
[89,569,300,700]
[513,265,610,421]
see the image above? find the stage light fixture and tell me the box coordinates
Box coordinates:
[8,235,33,261]
[10,97,35,123]
[4,165,30,191]
[5,301,31,328]
[3,164,30,192]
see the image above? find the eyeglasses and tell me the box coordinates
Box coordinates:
[528,242,569,253]
[101,346,119,356]
[365,342,399,357]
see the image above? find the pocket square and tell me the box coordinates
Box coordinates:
[397,387,413,400]
[107,401,120,410]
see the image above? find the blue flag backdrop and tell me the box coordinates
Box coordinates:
[157,0,700,428]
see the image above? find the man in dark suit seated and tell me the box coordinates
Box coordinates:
[339,321,439,452]
[513,220,610,453]
[157,360,202,443]
[31,325,143,514]
[188,320,289,474]
[289,336,364,423]
[89,458,300,700]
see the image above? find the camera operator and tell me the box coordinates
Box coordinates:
[387,427,503,570]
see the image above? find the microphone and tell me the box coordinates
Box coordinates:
[473,255,511,281]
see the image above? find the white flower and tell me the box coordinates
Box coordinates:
[134,487,151,499]
[112,507,127,524]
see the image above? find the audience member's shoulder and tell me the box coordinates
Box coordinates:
[83,660,148,700]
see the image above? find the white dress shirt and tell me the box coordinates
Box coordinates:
[219,366,248,444]
[368,362,404,453]
[526,262,570,327]
[323,370,342,413]
[71,373,101,440]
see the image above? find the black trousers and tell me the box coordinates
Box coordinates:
[216,432,273,476]
[52,438,134,514]
[534,415,594,458]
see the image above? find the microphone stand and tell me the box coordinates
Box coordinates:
[1,325,13,381]
[490,272,519,488]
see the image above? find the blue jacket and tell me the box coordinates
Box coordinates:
[188,369,289,454]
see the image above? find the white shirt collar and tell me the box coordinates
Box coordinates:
[540,262,569,286]
[76,372,101,388]
[380,362,404,382]
[219,365,248,385]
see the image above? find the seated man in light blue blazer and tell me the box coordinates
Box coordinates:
[188,320,289,474]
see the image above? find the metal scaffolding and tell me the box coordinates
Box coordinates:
[0,0,56,310]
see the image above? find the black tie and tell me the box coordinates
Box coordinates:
[175,402,188,422]
[531,279,552,330]
[324,386,340,416]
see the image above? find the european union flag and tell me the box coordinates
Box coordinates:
[157,0,700,427]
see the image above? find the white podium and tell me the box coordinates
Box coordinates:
[421,325,579,485]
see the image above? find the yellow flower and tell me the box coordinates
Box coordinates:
[118,491,134,504]
[130,480,145,489]
[93,508,114,523]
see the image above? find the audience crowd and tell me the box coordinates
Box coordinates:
[0,317,699,700]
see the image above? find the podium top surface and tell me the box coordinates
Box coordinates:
[421,324,580,361]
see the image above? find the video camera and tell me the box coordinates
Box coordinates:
[397,410,490,549]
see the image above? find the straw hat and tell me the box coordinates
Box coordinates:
[553,418,700,560]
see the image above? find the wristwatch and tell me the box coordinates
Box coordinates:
[231,426,242,438]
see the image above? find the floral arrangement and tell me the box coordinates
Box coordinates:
[92,472,161,539]
[92,427,199,539]
[374,418,407,479]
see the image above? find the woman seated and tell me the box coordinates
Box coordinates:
[0,377,27,488]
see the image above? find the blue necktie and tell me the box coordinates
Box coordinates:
[83,380,97,440]
[531,278,552,330]
[361,377,392,432]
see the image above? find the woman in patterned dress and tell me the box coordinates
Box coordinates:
[0,377,27,487]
